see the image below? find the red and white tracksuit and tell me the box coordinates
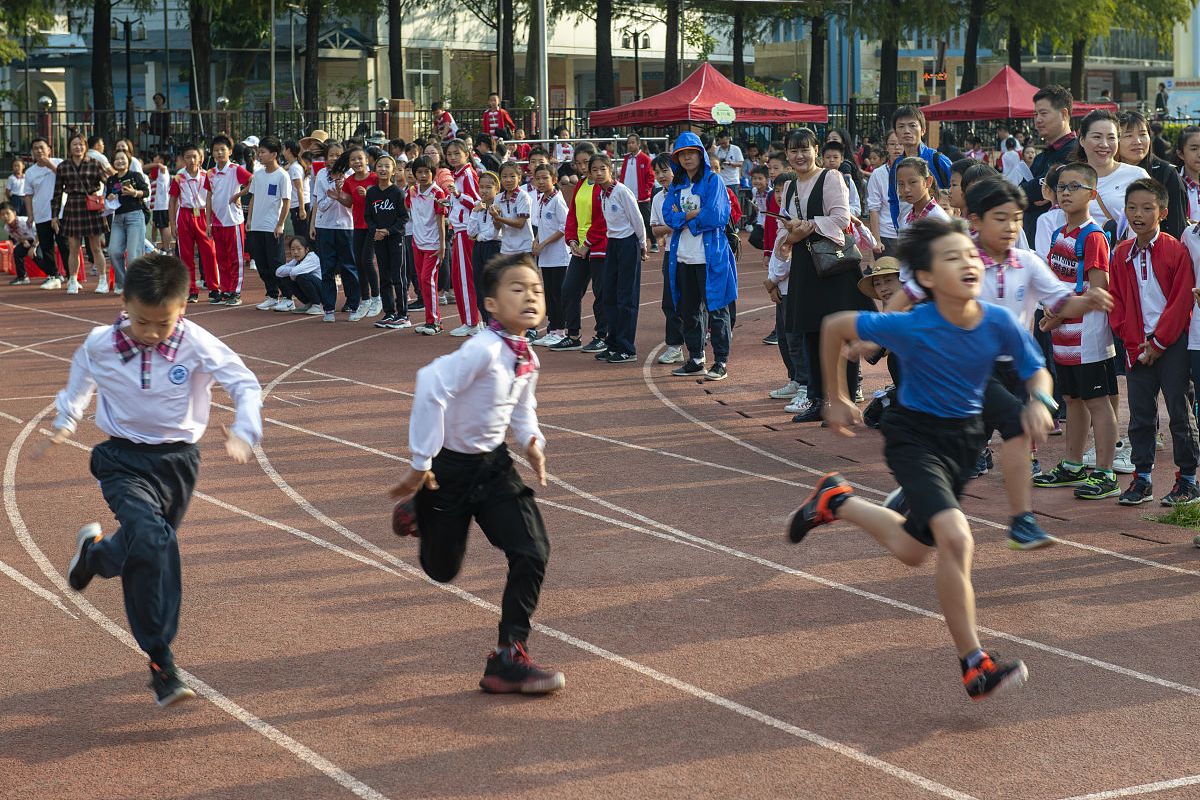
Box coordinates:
[406,183,449,325]
[207,162,252,296]
[448,165,481,327]
[169,169,220,294]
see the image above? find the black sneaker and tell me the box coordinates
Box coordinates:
[408,298,425,311]
[606,351,636,363]
[374,313,397,329]
[187,293,199,303]
[671,360,706,377]
[1162,473,1200,506]
[791,403,824,423]
[8,277,30,285]
[208,290,223,304]
[962,652,1028,700]
[581,336,608,354]
[67,523,102,592]
[549,336,583,351]
[1033,461,1089,488]
[479,642,565,694]
[595,348,613,360]
[787,472,853,544]
[1117,476,1154,506]
[148,661,196,707]
[705,362,728,381]
[224,293,242,306]
[762,330,778,345]
[969,447,993,479]
[1073,471,1120,500]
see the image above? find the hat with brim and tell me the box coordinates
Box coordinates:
[299,129,330,152]
[858,257,902,300]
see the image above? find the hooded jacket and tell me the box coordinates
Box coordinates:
[662,131,738,311]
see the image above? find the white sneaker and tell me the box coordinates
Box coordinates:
[273,299,296,312]
[449,323,473,337]
[439,292,450,306]
[255,298,277,310]
[348,305,368,322]
[40,277,62,290]
[770,380,801,400]
[1113,442,1135,474]
[95,279,109,294]
[784,388,811,414]
[656,345,685,364]
[536,333,563,348]
[368,297,383,317]
[473,322,487,334]
[305,305,325,315]
[66,279,81,294]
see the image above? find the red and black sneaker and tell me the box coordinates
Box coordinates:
[962,652,1028,701]
[479,642,565,694]
[787,472,853,544]
[391,498,420,537]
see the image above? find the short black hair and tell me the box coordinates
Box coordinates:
[181,142,201,156]
[1125,177,1168,208]
[821,140,845,156]
[774,171,796,189]
[87,135,104,149]
[481,253,539,298]
[750,164,770,178]
[651,153,673,171]
[1060,161,1098,186]
[588,153,613,172]
[258,136,282,155]
[1033,84,1073,114]
[575,141,597,157]
[30,136,49,149]
[784,128,819,151]
[488,91,500,99]
[891,105,927,132]
[0,201,13,214]
[123,254,190,305]
[950,157,981,179]
[410,155,434,175]
[897,216,972,285]
[960,163,1000,193]
[767,151,787,165]
[476,133,494,150]
[965,177,1027,217]
[211,134,233,150]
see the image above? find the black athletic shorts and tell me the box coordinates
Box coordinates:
[1057,357,1118,401]
[881,406,985,547]
[152,210,169,230]
[982,361,1026,442]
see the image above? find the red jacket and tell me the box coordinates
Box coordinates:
[1109,231,1195,367]
[619,151,654,202]
[727,187,742,226]
[564,180,608,258]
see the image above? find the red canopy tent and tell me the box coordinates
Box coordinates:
[921,66,1117,121]
[588,62,828,128]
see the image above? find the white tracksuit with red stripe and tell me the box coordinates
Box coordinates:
[448,164,481,327]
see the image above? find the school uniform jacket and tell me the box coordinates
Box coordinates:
[620,150,654,202]
[1109,232,1195,367]
[564,180,608,259]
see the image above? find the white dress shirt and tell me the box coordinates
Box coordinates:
[467,204,502,242]
[598,180,646,249]
[496,189,533,254]
[408,330,544,471]
[535,190,570,268]
[55,317,263,446]
[313,169,353,230]
[25,159,63,224]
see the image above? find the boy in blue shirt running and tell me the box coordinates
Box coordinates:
[786,216,1056,701]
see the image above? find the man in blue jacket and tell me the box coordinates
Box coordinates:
[887,106,953,232]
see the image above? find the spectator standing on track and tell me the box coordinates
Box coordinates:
[365,155,412,330]
[148,150,174,256]
[620,133,654,247]
[5,157,27,217]
[339,148,382,318]
[51,253,262,707]
[553,142,611,354]
[866,132,906,256]
[530,163,569,347]
[468,171,503,324]
[886,107,953,239]
[53,133,109,295]
[245,137,292,311]
[104,151,150,296]
[714,129,743,197]
[26,137,68,290]
[205,135,253,306]
[649,154,686,366]
[1117,112,1187,239]
[444,139,482,336]
[589,153,647,365]
[406,155,449,335]
[1177,128,1200,223]
[390,253,564,696]
[311,149,360,323]
[167,143,218,303]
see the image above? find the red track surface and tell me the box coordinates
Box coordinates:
[3,252,1200,800]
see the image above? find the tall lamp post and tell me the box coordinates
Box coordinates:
[112,16,147,140]
[621,29,649,100]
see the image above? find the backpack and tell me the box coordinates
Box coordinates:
[1049,221,1108,293]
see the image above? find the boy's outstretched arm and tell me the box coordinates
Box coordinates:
[820,312,864,436]
[511,373,547,486]
[199,334,263,463]
[34,343,98,458]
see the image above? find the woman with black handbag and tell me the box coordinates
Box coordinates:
[779,128,871,423]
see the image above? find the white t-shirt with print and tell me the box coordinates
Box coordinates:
[674,185,705,264]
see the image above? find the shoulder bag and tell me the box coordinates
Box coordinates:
[786,170,861,279]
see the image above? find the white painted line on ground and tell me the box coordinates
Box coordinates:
[1059,774,1200,799]
[0,395,58,402]
[0,331,91,357]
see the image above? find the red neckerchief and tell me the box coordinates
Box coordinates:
[488,320,539,378]
[905,197,937,225]
[1128,232,1159,282]
[979,248,1021,299]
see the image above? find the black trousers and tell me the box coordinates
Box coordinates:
[542,265,566,330]
[35,220,68,279]
[246,230,283,298]
[473,240,502,322]
[660,258,683,347]
[803,331,858,402]
[374,234,408,317]
[602,235,642,355]
[416,445,549,646]
[1128,339,1199,474]
[354,228,379,298]
[404,234,420,302]
[278,273,323,306]
[86,439,200,667]
[562,255,607,338]
[678,260,731,363]
[775,298,808,384]
[11,240,30,280]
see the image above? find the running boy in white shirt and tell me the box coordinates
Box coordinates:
[45,253,262,706]
[389,253,563,695]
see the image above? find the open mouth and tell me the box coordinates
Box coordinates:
[962,273,980,285]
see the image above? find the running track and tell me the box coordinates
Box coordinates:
[3,250,1200,800]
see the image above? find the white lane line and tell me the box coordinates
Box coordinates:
[0,331,90,356]
[4,408,391,800]
[0,395,58,402]
[640,343,1200,579]
[0,338,72,364]
[0,411,25,424]
[1059,774,1200,799]
[223,315,318,338]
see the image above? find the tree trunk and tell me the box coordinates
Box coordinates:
[1070,37,1086,99]
[224,51,261,110]
[594,0,614,108]
[732,7,745,86]
[91,0,114,140]
[664,0,680,88]
[304,0,321,125]
[523,0,541,99]
[388,0,405,99]
[1007,20,1022,72]
[501,0,515,102]
[960,0,984,92]
[808,16,826,104]
[879,36,899,124]
[188,0,212,137]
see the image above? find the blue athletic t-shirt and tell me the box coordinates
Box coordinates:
[855,301,1044,418]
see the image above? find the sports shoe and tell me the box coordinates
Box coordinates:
[792,403,824,423]
[770,380,802,400]
[657,345,685,364]
[671,359,706,377]
[549,336,583,351]
[348,305,369,322]
[225,293,242,306]
[1162,473,1200,506]
[1033,461,1089,488]
[66,279,81,294]
[854,388,865,403]
[705,362,728,381]
[322,312,335,323]
[415,322,442,335]
[291,303,313,313]
[480,642,565,694]
[581,336,608,354]
[375,313,398,329]
[531,332,556,347]
[784,389,810,414]
[392,316,413,329]
[186,293,198,303]
[255,297,277,310]
[762,330,779,345]
[408,297,425,311]
[1030,458,1041,477]
[962,652,1028,701]
[148,661,196,707]
[8,277,30,285]
[449,323,473,337]
[969,448,994,479]
[1082,445,1096,467]
[1007,513,1054,550]
[208,291,224,304]
[1048,417,1064,436]
[369,297,384,317]
[1073,471,1120,500]
[67,523,102,591]
[39,276,62,290]
[1117,476,1154,506]
[787,472,853,544]
[439,291,450,306]
[273,298,296,312]
[594,348,612,360]
[95,279,109,294]
[1113,442,1135,474]
[606,351,636,364]
[472,322,486,335]
[305,304,324,315]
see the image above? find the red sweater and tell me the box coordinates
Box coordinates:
[1109,232,1195,367]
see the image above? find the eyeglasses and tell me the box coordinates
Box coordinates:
[1057,182,1094,194]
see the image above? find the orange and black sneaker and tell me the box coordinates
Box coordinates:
[962,652,1028,701]
[67,523,103,592]
[148,661,196,707]
[480,642,565,695]
[787,472,853,544]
